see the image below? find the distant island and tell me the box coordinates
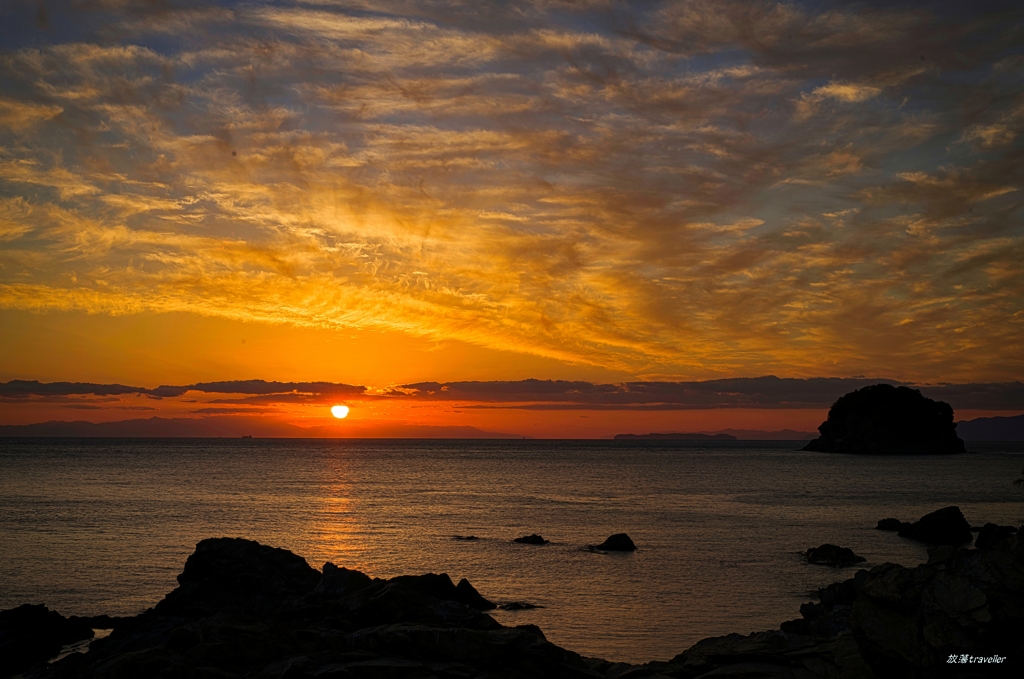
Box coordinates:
[803,384,966,454]
[3,413,1022,441]
[613,429,818,440]
[0,417,525,439]
[614,432,737,440]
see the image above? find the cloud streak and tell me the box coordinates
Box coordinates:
[0,1,1021,381]
[4,377,1022,412]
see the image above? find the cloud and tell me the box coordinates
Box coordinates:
[387,376,1024,410]
[0,379,364,399]
[0,1,1022,382]
[190,407,283,415]
[0,380,154,397]
[184,380,366,396]
[4,377,1022,411]
[0,98,62,131]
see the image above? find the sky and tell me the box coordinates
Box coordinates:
[1,0,1022,437]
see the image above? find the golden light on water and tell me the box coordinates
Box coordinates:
[331,405,350,419]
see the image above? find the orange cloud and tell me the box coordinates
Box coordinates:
[0,1,1021,387]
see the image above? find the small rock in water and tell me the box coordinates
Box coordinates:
[803,544,866,567]
[875,518,909,531]
[452,535,480,541]
[513,534,549,545]
[499,602,543,610]
[897,506,973,545]
[588,533,637,552]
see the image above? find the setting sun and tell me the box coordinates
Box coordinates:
[330,405,350,419]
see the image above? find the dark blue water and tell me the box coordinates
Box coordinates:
[1,438,1021,663]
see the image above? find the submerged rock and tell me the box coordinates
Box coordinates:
[803,384,966,454]
[804,544,867,567]
[0,604,93,677]
[588,533,637,552]
[513,534,549,545]
[897,506,973,545]
[498,602,542,611]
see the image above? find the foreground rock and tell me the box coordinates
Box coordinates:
[804,544,867,568]
[16,534,1023,678]
[975,523,1017,550]
[24,538,580,679]
[897,506,973,545]
[588,533,637,552]
[643,534,1023,678]
[803,384,966,454]
[851,538,1022,676]
[0,604,93,677]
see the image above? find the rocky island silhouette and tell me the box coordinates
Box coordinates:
[803,384,967,455]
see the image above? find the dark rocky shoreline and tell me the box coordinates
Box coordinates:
[4,525,1021,679]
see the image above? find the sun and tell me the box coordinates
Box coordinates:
[330,405,350,419]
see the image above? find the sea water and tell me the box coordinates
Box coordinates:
[1,438,1021,664]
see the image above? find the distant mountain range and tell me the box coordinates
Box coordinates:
[615,415,1024,442]
[614,429,816,441]
[955,414,1024,441]
[1,414,1021,440]
[614,432,739,441]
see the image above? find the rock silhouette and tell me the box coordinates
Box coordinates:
[803,544,867,568]
[851,537,1022,676]
[975,523,1017,550]
[0,604,93,677]
[802,384,966,454]
[498,602,542,611]
[512,534,549,545]
[897,506,973,545]
[10,534,1022,678]
[588,533,637,551]
[875,517,910,531]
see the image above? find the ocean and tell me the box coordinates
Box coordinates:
[1,438,1021,664]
